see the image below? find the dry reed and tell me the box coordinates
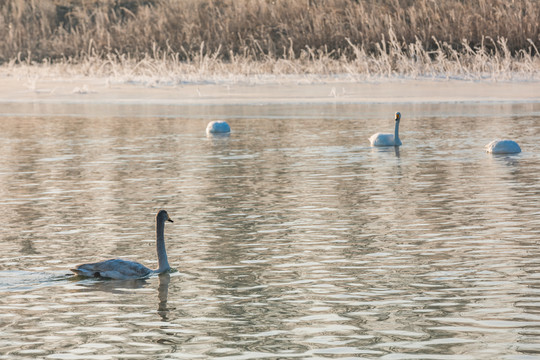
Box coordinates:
[1,0,539,80]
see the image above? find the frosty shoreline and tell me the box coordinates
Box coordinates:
[1,72,539,117]
[2,76,540,104]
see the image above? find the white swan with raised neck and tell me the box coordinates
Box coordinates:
[369,112,402,147]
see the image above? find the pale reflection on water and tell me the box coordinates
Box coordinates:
[0,102,539,358]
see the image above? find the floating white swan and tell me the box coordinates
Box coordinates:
[485,139,521,154]
[206,121,231,135]
[369,112,402,147]
[71,210,174,280]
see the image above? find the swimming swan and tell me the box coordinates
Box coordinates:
[206,121,231,135]
[485,139,521,154]
[71,210,174,280]
[369,112,402,147]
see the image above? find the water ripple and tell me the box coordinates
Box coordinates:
[0,106,539,358]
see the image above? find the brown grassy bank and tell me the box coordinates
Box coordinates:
[0,0,539,79]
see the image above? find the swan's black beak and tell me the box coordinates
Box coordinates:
[167,217,173,223]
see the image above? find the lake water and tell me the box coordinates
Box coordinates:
[0,101,540,359]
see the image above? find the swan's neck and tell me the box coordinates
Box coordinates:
[155,220,170,272]
[394,120,400,143]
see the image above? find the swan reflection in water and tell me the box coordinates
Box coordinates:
[157,272,171,320]
[370,144,401,158]
[71,276,148,293]
[71,272,172,320]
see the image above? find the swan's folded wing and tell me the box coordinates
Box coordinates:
[485,139,521,154]
[369,133,395,146]
[71,259,152,279]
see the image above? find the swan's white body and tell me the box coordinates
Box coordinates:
[71,210,173,280]
[485,139,521,154]
[369,112,402,147]
[206,121,231,135]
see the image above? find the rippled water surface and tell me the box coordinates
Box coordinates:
[1,102,540,359]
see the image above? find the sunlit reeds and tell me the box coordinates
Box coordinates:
[1,0,539,80]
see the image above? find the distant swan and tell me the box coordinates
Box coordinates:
[485,139,521,154]
[71,210,174,280]
[369,112,402,147]
[206,121,231,135]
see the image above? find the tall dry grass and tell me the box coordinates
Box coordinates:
[0,0,539,79]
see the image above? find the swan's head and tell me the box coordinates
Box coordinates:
[156,209,173,223]
[395,112,401,121]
